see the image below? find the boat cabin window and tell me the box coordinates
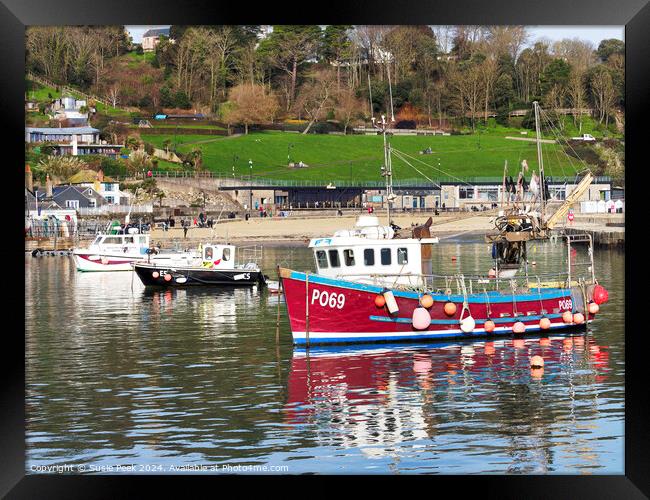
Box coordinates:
[124,236,134,244]
[381,248,391,265]
[223,248,231,261]
[204,247,214,260]
[328,249,341,268]
[139,236,147,245]
[92,236,102,245]
[103,236,123,244]
[364,249,375,266]
[397,248,408,265]
[343,249,355,266]
[315,250,328,269]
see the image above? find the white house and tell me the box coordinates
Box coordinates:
[142,28,171,52]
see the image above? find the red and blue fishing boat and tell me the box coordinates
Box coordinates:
[279,105,609,346]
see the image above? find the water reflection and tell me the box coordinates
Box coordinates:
[285,333,618,473]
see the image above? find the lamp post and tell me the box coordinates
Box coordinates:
[232,155,238,179]
[287,143,294,167]
[249,159,253,217]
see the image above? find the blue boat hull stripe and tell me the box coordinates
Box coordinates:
[369,313,564,325]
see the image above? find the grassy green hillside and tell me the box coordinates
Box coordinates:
[141,130,593,182]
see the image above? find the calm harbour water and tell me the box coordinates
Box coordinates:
[25,239,624,474]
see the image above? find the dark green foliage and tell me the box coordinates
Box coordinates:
[596,39,625,62]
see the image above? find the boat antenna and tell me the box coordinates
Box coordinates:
[373,115,394,226]
[533,101,546,219]
[386,61,395,123]
[367,72,374,121]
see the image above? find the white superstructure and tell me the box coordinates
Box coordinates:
[309,216,439,288]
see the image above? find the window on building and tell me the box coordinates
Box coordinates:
[364,249,375,266]
[459,187,475,199]
[316,250,328,269]
[105,196,114,204]
[381,248,391,265]
[477,187,499,201]
[343,249,355,266]
[104,184,114,192]
[397,248,408,265]
[65,199,79,209]
[328,249,341,268]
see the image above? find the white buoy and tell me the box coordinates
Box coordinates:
[383,290,399,314]
[460,316,475,333]
[412,307,431,330]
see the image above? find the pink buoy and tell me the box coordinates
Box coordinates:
[412,307,431,330]
[588,302,600,315]
[562,311,574,323]
[152,271,160,279]
[539,317,551,330]
[484,319,496,333]
[573,312,585,324]
[164,273,172,282]
[513,321,526,334]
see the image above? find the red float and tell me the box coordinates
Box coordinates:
[592,285,609,305]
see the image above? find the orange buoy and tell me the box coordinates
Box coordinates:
[443,302,457,316]
[374,294,386,308]
[539,317,551,330]
[451,256,457,261]
[513,321,526,334]
[484,319,496,333]
[164,273,172,282]
[152,271,160,279]
[530,355,544,368]
[562,311,574,323]
[588,302,600,315]
[412,307,431,330]
[420,294,434,309]
[573,312,585,324]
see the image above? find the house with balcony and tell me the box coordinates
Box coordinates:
[25,126,123,158]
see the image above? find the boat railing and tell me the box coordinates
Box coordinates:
[328,270,593,294]
[237,245,263,266]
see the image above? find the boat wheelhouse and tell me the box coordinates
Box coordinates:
[309,215,439,288]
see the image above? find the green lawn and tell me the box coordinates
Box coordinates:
[25,80,61,102]
[141,130,596,182]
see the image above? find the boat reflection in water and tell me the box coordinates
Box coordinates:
[285,333,613,473]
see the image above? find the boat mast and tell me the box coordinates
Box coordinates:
[533,101,546,218]
[381,115,394,226]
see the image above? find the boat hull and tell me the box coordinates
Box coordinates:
[280,269,591,345]
[134,263,265,287]
[73,252,146,272]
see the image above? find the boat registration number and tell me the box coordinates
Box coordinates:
[311,289,345,309]
[558,299,573,310]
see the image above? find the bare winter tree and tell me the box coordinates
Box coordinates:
[221,83,279,134]
[296,69,337,134]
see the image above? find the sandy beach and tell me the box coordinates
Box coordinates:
[149,213,495,244]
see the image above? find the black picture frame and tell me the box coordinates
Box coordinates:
[4,0,646,496]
